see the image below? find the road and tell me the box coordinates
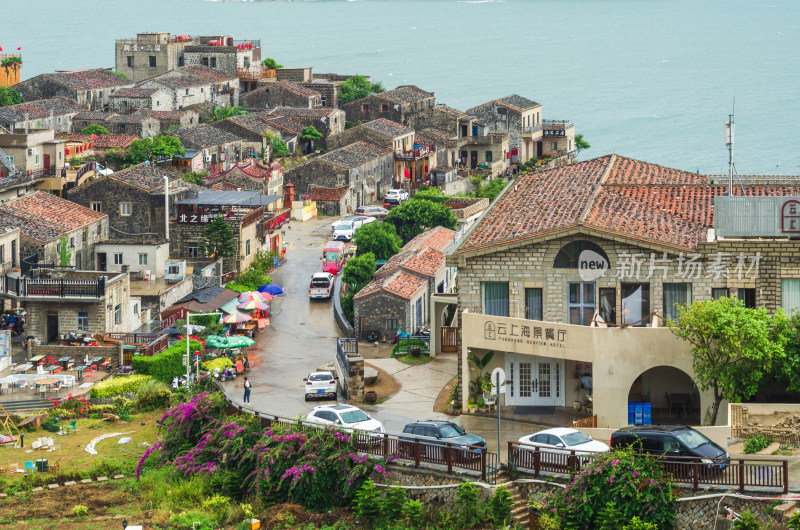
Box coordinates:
[222,215,548,459]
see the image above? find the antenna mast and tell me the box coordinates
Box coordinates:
[724,99,735,195]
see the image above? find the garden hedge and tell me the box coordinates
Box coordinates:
[90,374,153,398]
[131,339,204,384]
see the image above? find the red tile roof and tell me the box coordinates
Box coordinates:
[211,182,240,191]
[308,187,349,202]
[459,154,800,254]
[402,247,446,277]
[92,135,138,149]
[405,226,458,252]
[355,270,427,300]
[110,88,160,99]
[0,191,106,242]
[379,226,456,278]
[46,69,131,90]
[208,160,279,182]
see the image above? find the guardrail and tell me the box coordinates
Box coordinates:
[1,275,105,298]
[507,442,789,493]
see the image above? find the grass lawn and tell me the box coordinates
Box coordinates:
[396,353,432,366]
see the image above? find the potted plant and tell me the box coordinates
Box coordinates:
[467,398,476,413]
[476,396,486,412]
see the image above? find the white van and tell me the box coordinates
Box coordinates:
[309,272,335,300]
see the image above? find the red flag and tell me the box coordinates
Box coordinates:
[404,167,411,179]
[17,47,21,51]
[0,46,3,52]
[91,135,98,140]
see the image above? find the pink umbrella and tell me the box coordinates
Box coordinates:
[259,292,274,301]
[237,300,269,311]
[238,291,266,304]
[221,312,252,324]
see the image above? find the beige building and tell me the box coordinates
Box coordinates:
[0,129,66,188]
[115,32,192,83]
[447,154,800,428]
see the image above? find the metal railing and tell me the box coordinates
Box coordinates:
[1,275,106,298]
[394,335,431,355]
[542,120,574,129]
[523,124,543,136]
[337,337,358,374]
[507,442,789,493]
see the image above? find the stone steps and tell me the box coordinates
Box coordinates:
[0,399,52,413]
[494,469,529,527]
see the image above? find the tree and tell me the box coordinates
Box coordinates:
[81,124,110,136]
[201,104,250,123]
[340,75,385,104]
[202,215,236,259]
[301,125,323,153]
[151,135,185,159]
[0,87,24,107]
[181,171,208,185]
[385,199,457,243]
[271,136,289,158]
[354,222,402,261]
[262,57,283,69]
[669,297,784,425]
[110,70,129,79]
[575,133,591,154]
[470,176,508,202]
[342,252,376,294]
[58,236,72,267]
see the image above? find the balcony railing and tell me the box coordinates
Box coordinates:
[542,120,574,129]
[523,124,544,137]
[395,145,430,160]
[1,275,106,299]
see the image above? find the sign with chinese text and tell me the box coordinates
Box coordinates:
[482,319,568,352]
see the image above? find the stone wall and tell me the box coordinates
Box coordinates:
[408,107,462,136]
[241,84,318,109]
[333,277,355,337]
[299,80,339,109]
[377,463,493,507]
[275,68,313,83]
[183,47,239,77]
[354,289,411,341]
[346,354,365,402]
[170,217,248,274]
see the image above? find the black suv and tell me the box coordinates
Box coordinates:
[610,425,728,474]
[400,420,486,456]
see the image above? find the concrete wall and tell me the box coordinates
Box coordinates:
[93,241,170,277]
[115,37,187,82]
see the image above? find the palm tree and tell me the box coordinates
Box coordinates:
[201,104,251,123]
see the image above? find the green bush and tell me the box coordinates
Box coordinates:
[132,339,203,384]
[743,434,771,454]
[733,510,760,530]
[353,480,382,521]
[169,510,215,530]
[598,501,625,530]
[455,483,483,527]
[133,379,171,411]
[71,505,88,517]
[623,517,658,530]
[489,485,514,526]
[382,486,407,521]
[788,510,800,530]
[203,357,233,372]
[90,374,152,398]
[401,499,424,528]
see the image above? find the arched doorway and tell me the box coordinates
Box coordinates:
[628,366,700,425]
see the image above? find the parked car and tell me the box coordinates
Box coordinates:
[356,205,389,219]
[610,425,728,475]
[332,216,376,241]
[303,371,337,401]
[330,215,367,232]
[399,420,486,457]
[304,404,384,434]
[309,272,335,300]
[384,189,409,204]
[518,427,609,455]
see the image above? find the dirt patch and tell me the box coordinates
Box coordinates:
[262,502,356,529]
[0,483,135,522]
[360,363,400,404]
[434,376,458,415]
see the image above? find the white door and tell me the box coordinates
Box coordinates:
[505,354,565,407]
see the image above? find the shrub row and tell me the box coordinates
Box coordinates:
[90,374,153,398]
[132,339,203,384]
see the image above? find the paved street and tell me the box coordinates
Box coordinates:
[222,215,547,458]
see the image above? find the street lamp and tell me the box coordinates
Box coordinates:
[184,312,222,382]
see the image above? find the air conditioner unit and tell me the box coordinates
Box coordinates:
[205,156,212,162]
[27,148,37,156]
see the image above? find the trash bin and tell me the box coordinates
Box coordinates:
[36,459,48,473]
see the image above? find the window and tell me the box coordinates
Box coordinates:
[663,283,691,322]
[188,243,199,258]
[568,282,595,325]
[481,282,509,317]
[178,56,184,67]
[361,104,369,112]
[149,55,156,67]
[77,311,89,332]
[551,142,558,151]
[711,287,728,300]
[127,56,134,67]
[82,230,87,242]
[68,237,74,248]
[138,253,148,266]
[120,202,132,216]
[210,57,217,68]
[525,288,542,321]
[114,253,123,265]
[245,239,251,256]
[485,151,493,163]
[621,283,650,326]
[381,104,388,112]
[0,245,4,264]
[385,318,398,332]
[202,58,209,66]
[599,287,616,324]
[35,154,39,165]
[782,279,800,315]
[738,288,756,308]
[114,304,122,326]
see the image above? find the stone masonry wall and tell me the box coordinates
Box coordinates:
[354,290,409,341]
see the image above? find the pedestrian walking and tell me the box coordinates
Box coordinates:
[243,377,251,404]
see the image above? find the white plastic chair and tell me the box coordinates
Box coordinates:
[38,386,46,399]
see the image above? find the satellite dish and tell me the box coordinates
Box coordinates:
[490,367,506,395]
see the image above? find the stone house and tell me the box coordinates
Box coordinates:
[105,114,161,137]
[169,124,260,174]
[541,120,577,161]
[264,107,345,151]
[115,32,193,83]
[466,94,546,165]
[252,114,301,154]
[284,141,394,211]
[449,154,800,427]
[203,160,284,201]
[72,111,117,134]
[307,187,350,216]
[299,74,349,109]
[407,105,465,136]
[171,189,282,274]
[13,69,133,111]
[342,85,436,126]
[0,128,66,181]
[209,114,279,160]
[133,109,200,132]
[0,191,108,268]
[66,163,187,245]
[275,67,313,83]
[242,81,322,109]
[137,66,240,111]
[109,87,172,115]
[0,98,84,133]
[182,36,261,77]
[0,228,20,277]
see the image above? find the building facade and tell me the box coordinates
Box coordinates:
[341,85,435,126]
[13,69,133,111]
[0,98,84,133]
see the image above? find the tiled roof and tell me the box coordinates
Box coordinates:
[308,187,348,202]
[432,105,465,118]
[355,270,427,300]
[363,118,414,137]
[495,94,541,111]
[211,182,240,191]
[402,247,446,277]
[92,135,138,149]
[144,65,235,90]
[74,111,114,121]
[459,154,800,254]
[110,88,159,99]
[106,114,152,125]
[416,127,453,145]
[255,115,303,136]
[0,97,83,122]
[169,124,240,149]
[378,85,434,104]
[0,191,106,242]
[223,114,273,135]
[55,133,92,143]
[267,107,338,119]
[210,160,278,182]
[275,81,321,98]
[44,69,130,90]
[134,109,189,121]
[318,142,392,169]
[108,163,179,192]
[379,227,456,276]
[405,226,458,253]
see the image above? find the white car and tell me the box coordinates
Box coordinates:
[331,215,362,232]
[309,272,335,300]
[384,189,409,204]
[304,404,384,434]
[518,427,610,455]
[332,216,375,241]
[303,371,337,400]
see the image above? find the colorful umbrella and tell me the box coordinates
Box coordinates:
[258,283,284,295]
[238,291,266,304]
[206,335,256,348]
[237,300,269,311]
[221,312,252,324]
